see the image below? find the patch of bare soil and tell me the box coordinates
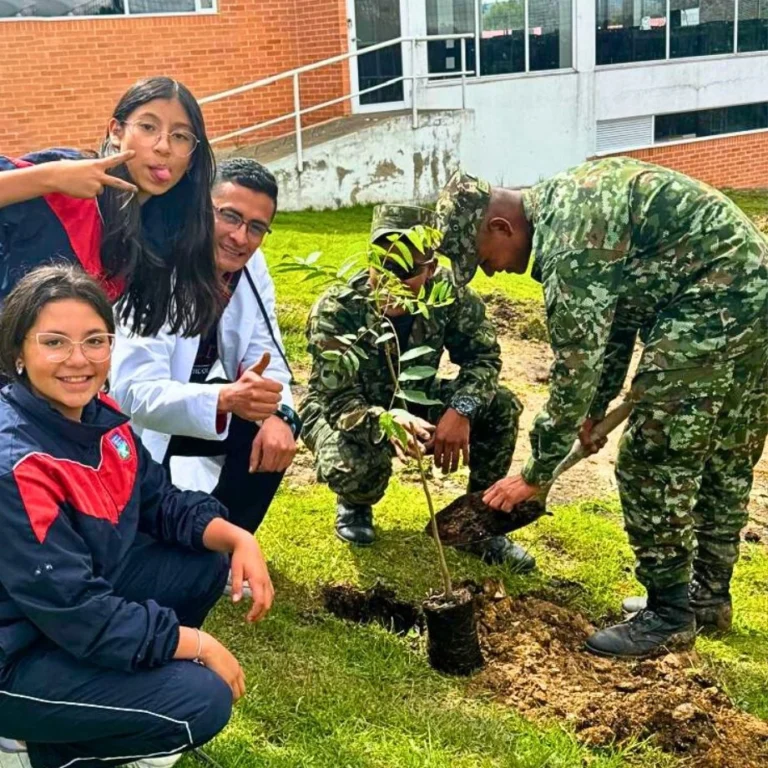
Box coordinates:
[473,586,768,767]
[485,294,549,343]
[322,582,423,635]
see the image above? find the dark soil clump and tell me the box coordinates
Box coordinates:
[323,582,423,635]
[473,585,768,767]
[429,492,549,546]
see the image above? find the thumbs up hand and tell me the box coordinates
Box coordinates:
[217,352,283,422]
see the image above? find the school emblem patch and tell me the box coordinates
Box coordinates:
[110,433,132,461]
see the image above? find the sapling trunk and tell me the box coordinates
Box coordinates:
[409,423,454,602]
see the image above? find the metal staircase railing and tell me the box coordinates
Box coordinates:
[198,33,475,172]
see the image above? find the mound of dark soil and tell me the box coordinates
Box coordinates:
[484,294,549,343]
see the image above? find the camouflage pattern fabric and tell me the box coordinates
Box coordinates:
[518,158,768,488]
[300,267,520,503]
[618,347,768,590]
[304,381,521,505]
[434,170,491,287]
[436,156,768,590]
[370,204,439,244]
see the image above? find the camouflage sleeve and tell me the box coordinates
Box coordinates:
[587,318,637,420]
[304,292,385,440]
[521,248,626,487]
[443,287,502,408]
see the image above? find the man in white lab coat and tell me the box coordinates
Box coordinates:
[112,158,299,541]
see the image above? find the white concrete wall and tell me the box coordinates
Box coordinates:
[269,110,470,211]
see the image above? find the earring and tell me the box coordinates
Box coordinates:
[15,362,23,376]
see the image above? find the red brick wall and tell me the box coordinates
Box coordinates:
[0,0,350,157]
[608,131,768,189]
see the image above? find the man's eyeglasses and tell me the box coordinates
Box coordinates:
[214,206,272,241]
[383,256,436,281]
[123,120,199,157]
[34,333,115,363]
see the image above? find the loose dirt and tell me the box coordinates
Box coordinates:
[473,582,768,767]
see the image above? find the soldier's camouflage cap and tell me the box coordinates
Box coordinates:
[434,170,491,286]
[370,204,439,244]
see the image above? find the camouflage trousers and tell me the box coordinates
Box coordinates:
[304,383,522,506]
[617,346,768,592]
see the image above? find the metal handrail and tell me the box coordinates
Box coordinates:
[201,33,475,171]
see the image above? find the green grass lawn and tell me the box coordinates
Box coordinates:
[194,193,768,767]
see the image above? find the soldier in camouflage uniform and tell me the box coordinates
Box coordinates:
[435,159,768,657]
[300,204,532,569]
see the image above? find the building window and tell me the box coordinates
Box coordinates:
[426,0,572,77]
[596,0,667,65]
[1,0,209,17]
[598,0,768,63]
[739,0,768,52]
[655,102,768,142]
[670,0,735,58]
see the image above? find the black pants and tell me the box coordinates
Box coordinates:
[165,413,284,534]
[0,535,231,768]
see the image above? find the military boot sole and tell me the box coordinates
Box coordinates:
[585,627,697,660]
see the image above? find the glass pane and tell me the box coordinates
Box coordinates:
[0,0,123,16]
[529,0,573,70]
[481,0,525,75]
[596,0,666,65]
[129,0,193,11]
[670,0,735,57]
[738,0,768,52]
[426,0,477,76]
[655,102,768,142]
[355,0,404,104]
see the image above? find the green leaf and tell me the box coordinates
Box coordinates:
[397,389,443,406]
[320,350,341,360]
[399,346,433,362]
[305,251,322,265]
[398,365,437,382]
[379,412,408,450]
[375,332,395,344]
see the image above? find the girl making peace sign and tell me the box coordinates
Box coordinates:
[0,76,222,339]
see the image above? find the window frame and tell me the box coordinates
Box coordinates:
[595,0,768,67]
[425,0,577,83]
[0,0,216,22]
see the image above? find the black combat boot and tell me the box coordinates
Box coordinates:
[621,574,732,632]
[335,497,375,546]
[463,535,536,573]
[586,583,697,658]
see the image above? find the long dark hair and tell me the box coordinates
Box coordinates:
[0,265,115,382]
[99,77,223,338]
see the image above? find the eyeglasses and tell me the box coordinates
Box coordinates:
[34,333,115,363]
[383,256,436,281]
[123,120,200,157]
[214,206,272,241]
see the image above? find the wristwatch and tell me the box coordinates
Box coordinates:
[274,404,303,439]
[450,394,481,421]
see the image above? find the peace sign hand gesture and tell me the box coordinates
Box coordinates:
[45,150,138,198]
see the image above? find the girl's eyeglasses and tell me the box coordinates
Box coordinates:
[34,333,116,363]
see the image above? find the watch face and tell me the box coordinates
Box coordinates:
[453,395,479,417]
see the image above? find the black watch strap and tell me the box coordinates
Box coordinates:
[275,404,303,439]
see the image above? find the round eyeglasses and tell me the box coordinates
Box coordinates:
[214,206,272,242]
[123,120,199,158]
[35,333,116,363]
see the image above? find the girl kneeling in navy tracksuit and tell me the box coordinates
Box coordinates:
[0,266,273,768]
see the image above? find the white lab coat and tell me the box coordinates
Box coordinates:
[111,248,294,493]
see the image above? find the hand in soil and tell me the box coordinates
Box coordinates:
[431,408,470,474]
[578,417,609,455]
[483,474,540,512]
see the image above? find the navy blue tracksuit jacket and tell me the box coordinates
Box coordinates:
[0,386,234,768]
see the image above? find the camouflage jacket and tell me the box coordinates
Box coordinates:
[521,157,768,486]
[300,268,501,441]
